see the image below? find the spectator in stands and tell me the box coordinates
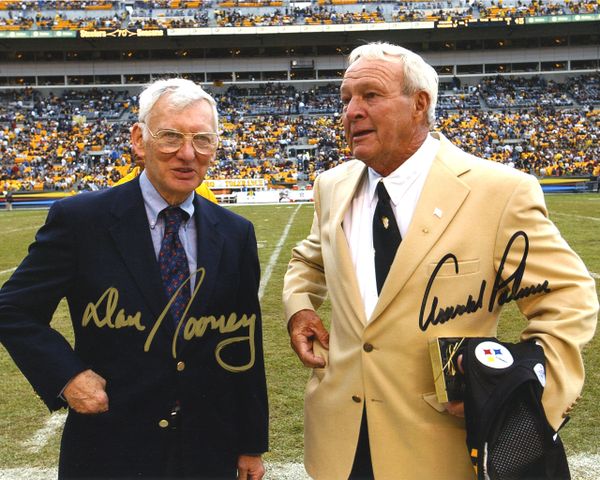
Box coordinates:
[282,41,598,479]
[3,189,13,210]
[0,78,268,480]
[0,75,598,191]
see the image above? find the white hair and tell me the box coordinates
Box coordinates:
[137,78,218,136]
[348,42,438,126]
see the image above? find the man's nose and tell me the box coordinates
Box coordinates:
[175,138,196,160]
[344,97,365,120]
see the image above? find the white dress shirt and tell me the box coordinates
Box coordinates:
[342,134,440,321]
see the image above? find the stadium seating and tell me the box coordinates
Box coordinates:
[0,0,597,194]
[1,75,598,195]
[0,0,597,30]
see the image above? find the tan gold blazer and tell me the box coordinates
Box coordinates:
[282,132,598,480]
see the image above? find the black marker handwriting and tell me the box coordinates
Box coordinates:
[419,231,551,331]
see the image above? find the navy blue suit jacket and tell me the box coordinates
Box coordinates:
[0,179,268,478]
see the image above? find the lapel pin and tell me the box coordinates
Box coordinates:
[382,216,390,229]
[433,208,443,218]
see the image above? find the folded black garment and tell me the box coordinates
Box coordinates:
[458,338,570,480]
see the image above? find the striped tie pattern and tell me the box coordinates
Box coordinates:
[158,207,191,327]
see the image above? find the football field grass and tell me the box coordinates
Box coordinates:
[0,194,599,472]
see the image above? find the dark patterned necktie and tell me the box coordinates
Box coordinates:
[373,181,402,295]
[158,207,191,327]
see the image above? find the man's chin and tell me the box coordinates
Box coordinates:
[352,148,373,163]
[167,178,201,197]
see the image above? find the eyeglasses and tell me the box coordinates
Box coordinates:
[142,124,219,154]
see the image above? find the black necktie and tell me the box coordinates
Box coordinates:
[373,181,401,295]
[158,207,191,327]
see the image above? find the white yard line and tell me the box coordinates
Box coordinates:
[258,204,303,300]
[1,457,599,480]
[265,462,310,479]
[0,462,310,480]
[19,412,67,454]
[590,272,599,280]
[552,212,600,223]
[0,224,42,235]
[569,453,600,480]
[0,468,57,480]
[0,225,43,276]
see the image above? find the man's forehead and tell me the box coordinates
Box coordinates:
[154,95,210,111]
[150,98,213,121]
[341,59,401,85]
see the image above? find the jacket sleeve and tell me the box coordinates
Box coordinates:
[233,220,269,454]
[282,174,328,321]
[0,201,87,410]
[494,173,598,430]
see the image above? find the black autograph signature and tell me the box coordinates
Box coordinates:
[419,231,551,331]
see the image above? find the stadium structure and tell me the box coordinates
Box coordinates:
[0,0,598,207]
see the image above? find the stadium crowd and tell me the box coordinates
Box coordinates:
[0,74,598,194]
[0,0,598,31]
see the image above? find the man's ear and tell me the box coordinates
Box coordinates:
[130,123,146,160]
[414,91,430,120]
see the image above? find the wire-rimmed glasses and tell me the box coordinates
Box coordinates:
[142,124,219,154]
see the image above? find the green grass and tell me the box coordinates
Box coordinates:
[0,194,599,469]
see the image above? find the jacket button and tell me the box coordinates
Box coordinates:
[176,361,186,372]
[158,419,169,428]
[363,343,374,352]
[352,396,362,403]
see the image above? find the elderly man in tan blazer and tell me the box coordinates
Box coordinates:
[282,42,598,479]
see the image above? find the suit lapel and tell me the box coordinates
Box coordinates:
[108,179,168,323]
[371,135,472,321]
[189,196,224,316]
[329,162,369,324]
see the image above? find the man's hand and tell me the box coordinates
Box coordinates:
[445,354,464,417]
[63,369,109,414]
[237,454,265,480]
[445,401,465,417]
[288,309,329,368]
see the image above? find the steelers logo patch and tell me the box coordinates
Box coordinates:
[474,341,514,369]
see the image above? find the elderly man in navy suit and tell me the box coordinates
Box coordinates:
[0,78,268,479]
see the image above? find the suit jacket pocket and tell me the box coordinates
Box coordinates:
[427,259,480,277]
[311,341,329,381]
[422,392,446,413]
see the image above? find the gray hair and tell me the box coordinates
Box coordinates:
[137,78,219,136]
[347,42,438,126]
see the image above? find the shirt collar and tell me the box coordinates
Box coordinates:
[139,170,195,229]
[367,133,439,206]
